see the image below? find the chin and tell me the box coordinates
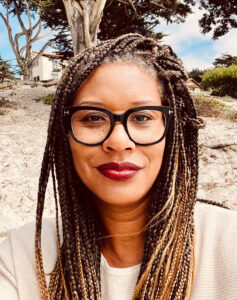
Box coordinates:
[92,187,152,208]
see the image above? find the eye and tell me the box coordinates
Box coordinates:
[82,113,107,122]
[131,112,153,122]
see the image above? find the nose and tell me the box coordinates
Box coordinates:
[102,122,136,152]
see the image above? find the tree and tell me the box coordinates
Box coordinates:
[199,0,237,40]
[188,68,205,83]
[0,56,14,83]
[0,0,54,80]
[213,54,237,68]
[36,0,237,57]
[36,0,196,57]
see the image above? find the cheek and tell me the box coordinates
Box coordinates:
[146,140,165,177]
[69,136,89,176]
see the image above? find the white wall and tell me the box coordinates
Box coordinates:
[31,53,64,81]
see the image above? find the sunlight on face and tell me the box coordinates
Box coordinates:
[69,63,165,208]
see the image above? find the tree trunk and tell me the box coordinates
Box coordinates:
[62,0,106,55]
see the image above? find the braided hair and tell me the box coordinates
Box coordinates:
[35,33,204,299]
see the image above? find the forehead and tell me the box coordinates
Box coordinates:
[73,63,162,110]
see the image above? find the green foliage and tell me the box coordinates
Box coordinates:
[199,0,237,39]
[201,65,237,98]
[213,54,237,68]
[188,68,205,83]
[34,94,55,105]
[0,56,14,83]
[0,0,38,14]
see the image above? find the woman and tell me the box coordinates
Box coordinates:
[0,33,237,300]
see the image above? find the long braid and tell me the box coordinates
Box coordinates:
[35,33,204,299]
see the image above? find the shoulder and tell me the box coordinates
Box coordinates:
[0,218,60,292]
[194,200,237,254]
[3,218,60,270]
[192,201,237,299]
[194,200,237,235]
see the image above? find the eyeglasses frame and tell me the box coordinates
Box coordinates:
[64,105,173,146]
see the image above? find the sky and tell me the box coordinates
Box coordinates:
[158,5,237,71]
[0,4,236,72]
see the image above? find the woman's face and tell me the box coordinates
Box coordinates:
[69,63,165,208]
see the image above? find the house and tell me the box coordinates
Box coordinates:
[186,78,202,93]
[31,51,65,81]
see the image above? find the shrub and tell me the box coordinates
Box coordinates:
[34,94,55,105]
[0,56,14,83]
[193,95,237,122]
[225,110,237,122]
[201,65,237,98]
[0,109,7,115]
[193,95,225,118]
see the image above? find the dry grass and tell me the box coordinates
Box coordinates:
[193,95,237,122]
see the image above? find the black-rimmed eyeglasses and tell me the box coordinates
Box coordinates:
[64,106,173,146]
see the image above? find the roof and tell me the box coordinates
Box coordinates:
[32,51,62,58]
[186,78,202,89]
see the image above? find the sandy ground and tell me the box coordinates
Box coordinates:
[0,85,237,242]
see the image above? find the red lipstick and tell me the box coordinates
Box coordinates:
[97,162,141,181]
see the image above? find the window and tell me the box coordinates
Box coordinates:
[34,76,40,81]
[34,60,39,67]
[51,73,59,80]
[52,59,60,71]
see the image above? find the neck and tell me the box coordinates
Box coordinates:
[96,196,151,268]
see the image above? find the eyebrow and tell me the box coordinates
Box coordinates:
[78,101,105,107]
[131,100,159,106]
[78,100,160,107]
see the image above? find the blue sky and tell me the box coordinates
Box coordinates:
[0,4,236,72]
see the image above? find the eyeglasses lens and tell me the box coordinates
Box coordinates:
[71,109,166,145]
[127,110,165,144]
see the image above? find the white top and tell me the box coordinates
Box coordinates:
[0,202,237,300]
[101,254,140,300]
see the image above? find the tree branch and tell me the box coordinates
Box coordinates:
[6,0,9,24]
[149,0,166,10]
[0,11,18,58]
[26,0,33,34]
[127,0,137,16]
[15,31,25,56]
[90,0,107,42]
[13,0,28,36]
[81,5,91,48]
[0,11,7,25]
[30,21,42,42]
[74,0,83,15]
[32,29,53,43]
[32,19,41,31]
[30,40,55,66]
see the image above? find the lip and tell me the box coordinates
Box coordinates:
[97,162,141,181]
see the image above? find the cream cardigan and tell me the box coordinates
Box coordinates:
[0,202,237,300]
